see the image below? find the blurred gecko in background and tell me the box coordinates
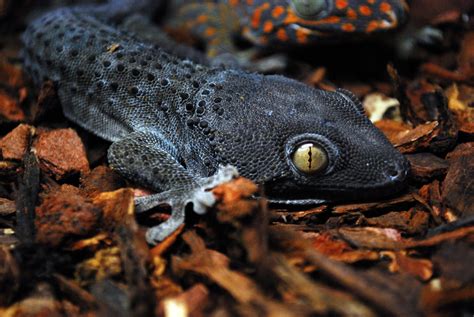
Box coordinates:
[165,0,408,59]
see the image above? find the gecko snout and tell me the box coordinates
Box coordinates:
[384,158,410,184]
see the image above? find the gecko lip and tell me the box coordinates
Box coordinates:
[263,156,410,204]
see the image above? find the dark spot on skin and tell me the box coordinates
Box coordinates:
[147,73,155,81]
[186,119,194,126]
[70,50,79,57]
[196,106,205,115]
[217,109,224,115]
[161,79,169,86]
[129,86,138,95]
[185,103,194,111]
[199,121,208,128]
[129,58,136,63]
[116,64,125,72]
[180,93,189,100]
[76,69,84,77]
[214,97,222,103]
[131,69,140,77]
[116,52,124,58]
[192,81,199,88]
[103,60,111,67]
[226,96,232,102]
[140,60,147,66]
[198,100,206,107]
[202,90,210,95]
[155,63,162,70]
[110,82,118,91]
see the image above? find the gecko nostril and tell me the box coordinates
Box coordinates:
[386,163,401,180]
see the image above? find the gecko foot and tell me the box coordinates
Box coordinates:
[136,165,239,244]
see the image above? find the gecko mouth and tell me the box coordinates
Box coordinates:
[263,179,408,205]
[263,161,410,205]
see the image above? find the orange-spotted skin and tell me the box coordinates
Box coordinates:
[168,0,408,56]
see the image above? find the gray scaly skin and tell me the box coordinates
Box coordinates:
[22,0,409,244]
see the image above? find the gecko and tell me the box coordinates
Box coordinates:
[22,0,409,244]
[165,0,409,58]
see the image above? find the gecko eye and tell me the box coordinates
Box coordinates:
[291,142,328,174]
[291,0,328,18]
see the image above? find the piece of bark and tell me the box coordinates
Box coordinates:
[15,149,39,245]
[0,197,15,216]
[35,185,101,247]
[332,193,414,214]
[212,177,259,223]
[363,208,430,235]
[405,153,449,181]
[381,251,433,281]
[0,123,32,160]
[441,143,474,217]
[80,165,126,198]
[34,128,90,180]
[303,231,379,263]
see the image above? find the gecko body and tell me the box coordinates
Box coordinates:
[22,0,409,243]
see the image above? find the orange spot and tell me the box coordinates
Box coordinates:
[204,27,217,37]
[246,0,254,5]
[335,0,348,10]
[251,3,270,29]
[197,15,208,24]
[336,0,349,10]
[367,0,376,4]
[341,23,355,32]
[263,21,274,33]
[347,8,357,19]
[380,2,392,13]
[272,6,285,19]
[359,5,372,16]
[276,28,289,41]
[229,0,239,6]
[295,28,309,44]
[366,20,379,32]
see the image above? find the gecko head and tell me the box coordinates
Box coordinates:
[213,73,409,204]
[242,0,408,46]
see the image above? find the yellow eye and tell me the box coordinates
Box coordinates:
[291,143,328,174]
[291,0,327,18]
